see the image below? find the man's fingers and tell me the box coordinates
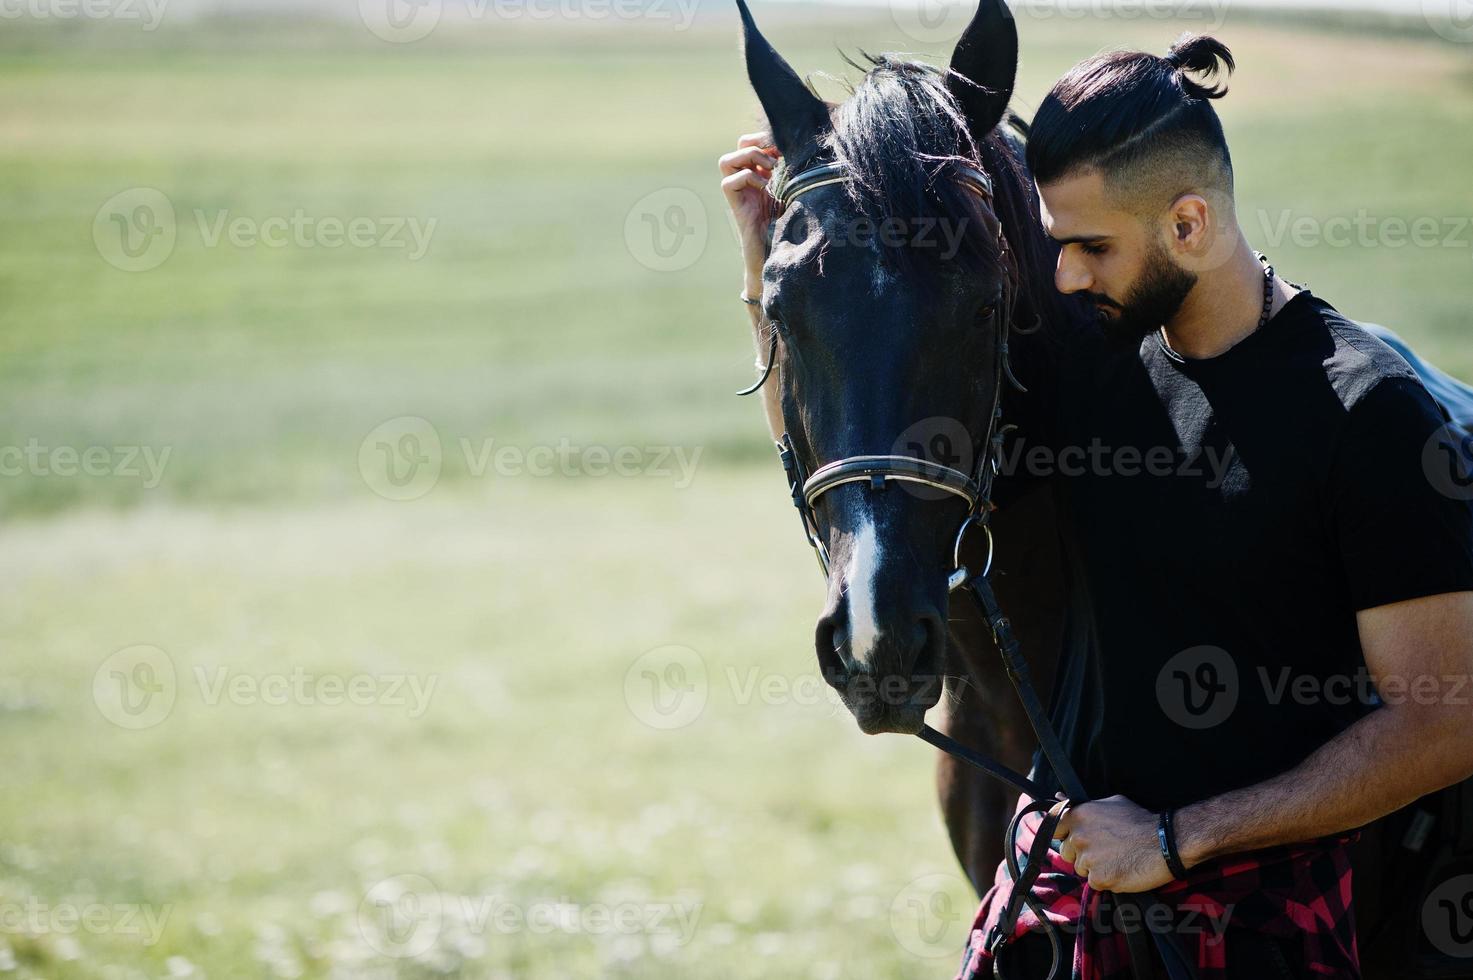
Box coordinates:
[719,145,780,178]
[1053,807,1077,839]
[1060,838,1080,867]
[721,169,769,198]
[738,131,778,152]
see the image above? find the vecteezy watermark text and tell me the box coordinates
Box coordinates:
[0,898,172,946]
[0,439,170,488]
[997,438,1235,488]
[0,0,167,29]
[357,874,702,959]
[1257,209,1473,252]
[1157,644,1473,731]
[93,188,438,272]
[358,417,703,501]
[194,666,438,718]
[194,209,436,261]
[889,0,1230,46]
[93,645,440,730]
[357,0,700,44]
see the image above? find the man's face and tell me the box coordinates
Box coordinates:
[1038,170,1197,343]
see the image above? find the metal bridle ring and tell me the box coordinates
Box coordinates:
[948,516,993,592]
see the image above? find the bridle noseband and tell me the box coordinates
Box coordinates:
[741,156,1022,591]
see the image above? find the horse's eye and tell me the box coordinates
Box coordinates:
[978,304,998,321]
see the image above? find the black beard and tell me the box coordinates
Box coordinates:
[1094,244,1198,344]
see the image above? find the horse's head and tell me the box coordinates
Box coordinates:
[738,0,1033,735]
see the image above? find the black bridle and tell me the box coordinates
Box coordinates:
[739,157,1197,980]
[743,158,1020,589]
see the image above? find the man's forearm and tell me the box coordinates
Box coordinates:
[1176,702,1473,868]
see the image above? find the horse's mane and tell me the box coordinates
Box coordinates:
[812,52,1088,369]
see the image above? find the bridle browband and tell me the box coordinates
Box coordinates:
[774,159,996,210]
[738,155,1199,980]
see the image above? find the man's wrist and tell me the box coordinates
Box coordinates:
[742,272,764,305]
[1172,802,1218,869]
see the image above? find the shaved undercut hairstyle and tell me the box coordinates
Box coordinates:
[1027,35,1236,211]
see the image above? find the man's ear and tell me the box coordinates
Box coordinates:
[1169,191,1237,272]
[1168,194,1210,247]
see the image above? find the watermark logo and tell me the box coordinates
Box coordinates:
[359,416,443,501]
[890,873,971,958]
[1423,873,1473,958]
[1424,422,1473,501]
[93,188,176,272]
[1424,0,1473,43]
[891,417,976,502]
[93,645,177,730]
[624,645,708,730]
[1156,645,1237,730]
[359,0,441,42]
[359,874,442,958]
[889,0,981,44]
[625,188,707,273]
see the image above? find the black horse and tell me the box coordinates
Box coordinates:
[733,1,1473,977]
[736,0,1087,895]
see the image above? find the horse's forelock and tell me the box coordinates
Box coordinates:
[825,54,1021,286]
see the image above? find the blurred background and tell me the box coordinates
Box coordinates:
[2,0,1471,976]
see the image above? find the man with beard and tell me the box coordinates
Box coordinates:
[720,34,1473,979]
[944,35,1473,979]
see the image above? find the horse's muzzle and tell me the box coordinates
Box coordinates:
[815,599,946,734]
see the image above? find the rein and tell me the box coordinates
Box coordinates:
[739,156,1196,980]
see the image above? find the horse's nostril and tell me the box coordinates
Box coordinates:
[912,610,945,681]
[815,613,850,689]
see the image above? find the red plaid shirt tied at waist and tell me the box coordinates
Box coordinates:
[955,803,1360,980]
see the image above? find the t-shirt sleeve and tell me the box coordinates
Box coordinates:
[1328,376,1473,611]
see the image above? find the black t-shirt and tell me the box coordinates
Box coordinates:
[1000,292,1473,812]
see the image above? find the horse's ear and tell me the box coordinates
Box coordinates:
[736,0,829,159]
[947,0,1018,140]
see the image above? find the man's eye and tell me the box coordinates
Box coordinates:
[1081,243,1108,257]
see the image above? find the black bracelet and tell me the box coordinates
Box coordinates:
[1157,809,1189,880]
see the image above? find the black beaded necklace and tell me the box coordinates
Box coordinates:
[1158,251,1277,358]
[1253,250,1277,333]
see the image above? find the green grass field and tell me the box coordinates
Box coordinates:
[2,6,1472,977]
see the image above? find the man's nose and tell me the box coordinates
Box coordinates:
[1055,249,1092,296]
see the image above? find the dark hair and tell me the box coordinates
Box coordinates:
[1026,35,1236,193]
[823,53,1068,337]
